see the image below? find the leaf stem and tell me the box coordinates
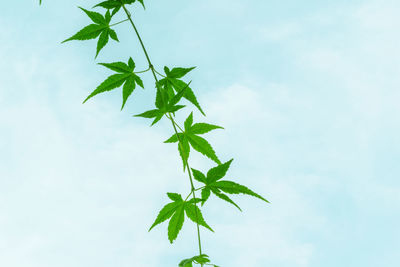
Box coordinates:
[168,114,185,132]
[154,68,166,78]
[120,3,158,82]
[119,2,204,261]
[184,186,205,201]
[109,18,129,27]
[134,67,151,74]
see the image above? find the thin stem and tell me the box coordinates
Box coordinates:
[185,191,194,202]
[154,68,166,78]
[134,67,151,74]
[120,3,158,83]
[184,186,205,201]
[167,113,185,132]
[119,2,204,261]
[109,18,129,27]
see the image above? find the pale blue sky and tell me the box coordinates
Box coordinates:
[1,0,399,266]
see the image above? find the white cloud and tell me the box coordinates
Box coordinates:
[0,37,319,267]
[0,24,186,267]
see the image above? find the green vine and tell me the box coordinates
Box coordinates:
[39,0,269,266]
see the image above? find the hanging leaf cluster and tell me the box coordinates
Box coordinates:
[41,0,272,266]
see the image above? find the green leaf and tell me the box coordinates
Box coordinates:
[180,262,192,267]
[168,81,191,107]
[105,10,112,23]
[164,66,171,76]
[109,28,119,41]
[96,29,110,58]
[117,0,137,5]
[191,168,206,183]
[62,8,118,57]
[148,193,189,243]
[179,254,213,267]
[138,0,145,9]
[164,133,180,143]
[193,254,211,264]
[83,73,131,103]
[155,87,166,110]
[151,114,164,126]
[207,159,233,183]
[212,190,242,211]
[94,1,120,10]
[128,57,135,70]
[187,198,202,204]
[97,0,134,7]
[179,258,193,267]
[94,1,122,17]
[134,75,144,88]
[171,79,205,115]
[121,76,136,110]
[166,82,176,99]
[178,137,190,171]
[158,77,186,106]
[168,205,185,243]
[214,180,270,203]
[167,193,183,202]
[148,202,179,231]
[134,109,161,118]
[79,7,106,25]
[167,67,196,79]
[191,160,269,209]
[168,105,186,113]
[62,24,106,43]
[201,187,211,205]
[187,134,221,164]
[164,113,221,165]
[94,0,144,16]
[95,59,143,108]
[184,203,214,232]
[190,123,224,135]
[168,113,222,164]
[99,62,131,73]
[184,112,193,130]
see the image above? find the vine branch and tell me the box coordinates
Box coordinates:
[119,1,205,260]
[53,1,270,265]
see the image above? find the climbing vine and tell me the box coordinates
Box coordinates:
[39,1,269,266]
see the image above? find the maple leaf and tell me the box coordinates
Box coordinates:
[94,0,145,16]
[134,81,189,125]
[149,193,213,243]
[83,57,144,109]
[165,112,223,167]
[191,159,270,210]
[62,7,119,58]
[158,66,205,115]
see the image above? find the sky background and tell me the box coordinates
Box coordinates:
[1,0,399,266]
